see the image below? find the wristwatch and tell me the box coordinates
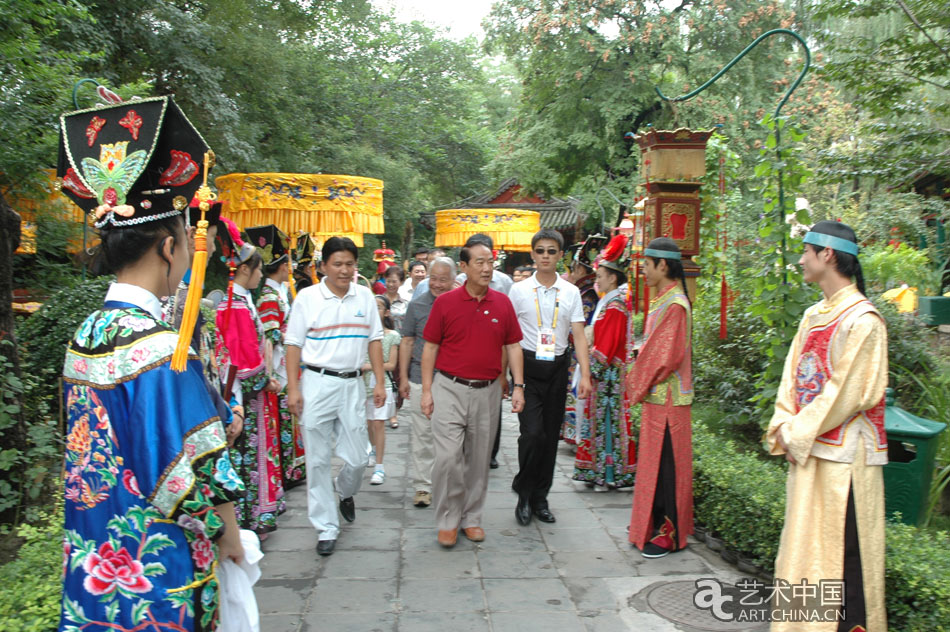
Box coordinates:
[512,383,526,389]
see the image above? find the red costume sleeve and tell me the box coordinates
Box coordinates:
[591,304,627,370]
[626,303,688,404]
[216,301,264,376]
[256,294,283,346]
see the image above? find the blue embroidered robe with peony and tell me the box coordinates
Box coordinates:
[60,302,244,632]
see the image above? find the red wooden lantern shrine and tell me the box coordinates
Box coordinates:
[633,127,714,302]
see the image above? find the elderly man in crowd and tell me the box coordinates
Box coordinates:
[420,237,525,547]
[398,257,457,508]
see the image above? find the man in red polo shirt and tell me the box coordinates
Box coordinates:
[421,238,525,548]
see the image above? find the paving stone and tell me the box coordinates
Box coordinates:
[355,491,406,509]
[259,550,323,579]
[399,578,486,613]
[402,548,479,578]
[263,527,319,552]
[318,550,401,579]
[579,610,632,632]
[540,526,620,552]
[259,613,303,632]
[301,611,396,632]
[631,548,714,576]
[255,578,314,614]
[477,550,558,578]
[552,551,639,578]
[402,527,477,551]
[309,578,397,614]
[483,578,575,612]
[337,526,401,551]
[350,507,405,529]
[480,526,548,552]
[491,611,588,632]
[563,576,626,611]
[533,507,603,528]
[397,611,490,632]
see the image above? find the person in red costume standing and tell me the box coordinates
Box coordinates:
[627,237,694,559]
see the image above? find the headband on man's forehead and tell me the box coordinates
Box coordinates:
[643,247,681,261]
[803,231,859,256]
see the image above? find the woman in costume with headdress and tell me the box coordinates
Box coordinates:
[627,237,694,559]
[246,225,306,489]
[572,235,637,490]
[561,234,607,445]
[58,94,244,630]
[293,232,319,292]
[215,219,286,535]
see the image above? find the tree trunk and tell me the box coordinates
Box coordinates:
[0,190,27,524]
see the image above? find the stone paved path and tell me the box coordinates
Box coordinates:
[257,403,765,631]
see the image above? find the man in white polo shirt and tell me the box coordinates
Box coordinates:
[508,229,591,526]
[286,237,386,557]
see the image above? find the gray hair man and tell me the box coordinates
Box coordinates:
[398,257,457,507]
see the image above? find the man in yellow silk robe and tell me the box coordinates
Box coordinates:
[766,221,888,632]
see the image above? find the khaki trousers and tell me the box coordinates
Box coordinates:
[431,372,501,531]
[408,380,434,494]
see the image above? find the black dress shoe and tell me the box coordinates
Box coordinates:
[515,496,532,526]
[316,539,336,556]
[533,507,556,523]
[490,458,499,469]
[339,496,356,522]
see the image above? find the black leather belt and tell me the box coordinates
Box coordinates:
[438,370,494,389]
[305,365,363,379]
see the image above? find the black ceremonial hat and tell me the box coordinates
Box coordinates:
[57,96,210,228]
[245,224,290,266]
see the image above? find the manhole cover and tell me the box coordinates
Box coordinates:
[645,581,760,631]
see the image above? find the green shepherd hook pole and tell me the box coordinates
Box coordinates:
[654,28,810,283]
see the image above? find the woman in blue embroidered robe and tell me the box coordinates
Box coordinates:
[60,214,245,632]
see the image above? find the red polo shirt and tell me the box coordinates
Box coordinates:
[422,282,523,380]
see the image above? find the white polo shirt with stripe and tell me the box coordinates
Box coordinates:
[285,281,383,371]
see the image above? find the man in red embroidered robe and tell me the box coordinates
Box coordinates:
[627,237,694,559]
[766,221,888,632]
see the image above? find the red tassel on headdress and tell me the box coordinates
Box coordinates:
[601,234,627,262]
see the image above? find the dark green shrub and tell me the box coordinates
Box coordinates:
[692,420,950,630]
[0,504,62,631]
[17,275,113,396]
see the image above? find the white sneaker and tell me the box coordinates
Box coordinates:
[367,449,376,467]
[370,469,385,485]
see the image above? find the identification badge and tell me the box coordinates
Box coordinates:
[535,327,556,361]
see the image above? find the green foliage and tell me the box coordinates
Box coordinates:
[812,0,950,185]
[744,115,815,425]
[863,242,942,295]
[885,521,950,631]
[0,504,62,630]
[693,420,786,568]
[18,276,113,398]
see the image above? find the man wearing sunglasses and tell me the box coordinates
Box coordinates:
[508,229,591,525]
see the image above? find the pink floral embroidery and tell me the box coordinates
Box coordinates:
[130,347,150,363]
[190,535,215,571]
[166,476,188,494]
[82,542,153,596]
[184,443,197,457]
[122,469,142,497]
[72,358,88,374]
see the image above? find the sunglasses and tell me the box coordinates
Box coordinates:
[533,248,559,256]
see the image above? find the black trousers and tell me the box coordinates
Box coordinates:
[512,350,571,508]
[838,486,867,631]
[651,425,679,543]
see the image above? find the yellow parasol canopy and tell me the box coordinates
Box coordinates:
[434,208,540,252]
[12,169,92,254]
[214,173,384,247]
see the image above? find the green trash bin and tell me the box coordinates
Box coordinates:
[883,388,947,525]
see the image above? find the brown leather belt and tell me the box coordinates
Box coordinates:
[438,370,494,389]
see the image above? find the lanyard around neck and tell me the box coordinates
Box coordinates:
[534,285,560,329]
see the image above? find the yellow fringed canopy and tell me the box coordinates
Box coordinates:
[214,173,384,247]
[435,209,540,252]
[12,169,92,254]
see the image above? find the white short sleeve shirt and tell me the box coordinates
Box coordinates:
[508,273,585,355]
[285,282,383,371]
